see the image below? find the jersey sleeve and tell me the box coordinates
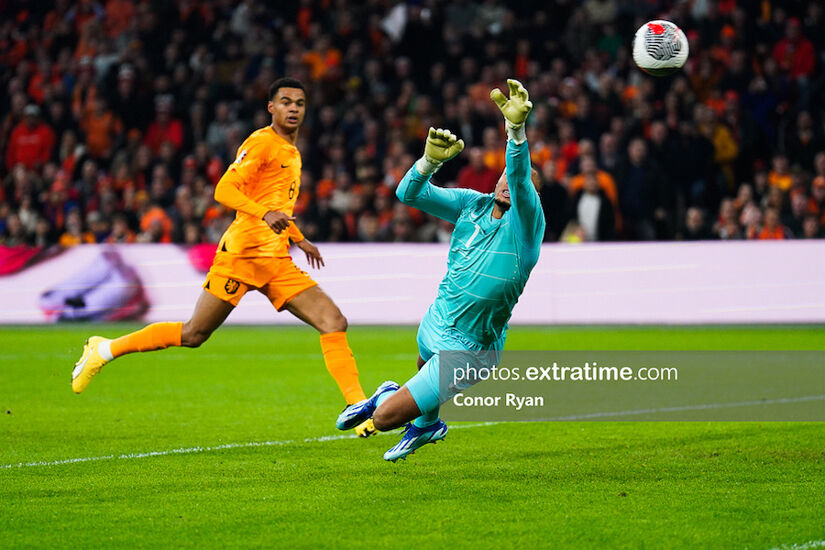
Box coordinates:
[229,134,272,181]
[396,164,480,223]
[214,137,272,220]
[506,139,545,247]
[287,221,304,243]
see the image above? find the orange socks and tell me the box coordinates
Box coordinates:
[320,332,366,404]
[110,322,183,358]
[107,325,364,404]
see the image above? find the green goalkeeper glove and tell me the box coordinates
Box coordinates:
[416,127,465,175]
[490,79,533,144]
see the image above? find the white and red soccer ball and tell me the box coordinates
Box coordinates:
[632,20,689,76]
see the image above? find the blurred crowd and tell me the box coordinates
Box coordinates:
[2,0,825,248]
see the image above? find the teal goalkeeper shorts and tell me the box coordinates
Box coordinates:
[405,307,507,415]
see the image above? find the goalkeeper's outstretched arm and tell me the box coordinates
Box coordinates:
[491,79,545,246]
[396,127,478,223]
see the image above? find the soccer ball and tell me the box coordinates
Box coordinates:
[632,20,689,76]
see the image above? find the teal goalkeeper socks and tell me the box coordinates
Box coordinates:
[373,385,438,427]
[375,389,395,408]
[413,409,439,428]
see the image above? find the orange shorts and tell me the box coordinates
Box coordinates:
[203,254,317,310]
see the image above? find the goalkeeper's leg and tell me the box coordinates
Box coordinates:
[373,354,447,462]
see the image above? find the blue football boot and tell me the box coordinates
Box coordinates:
[336,380,399,431]
[383,420,448,462]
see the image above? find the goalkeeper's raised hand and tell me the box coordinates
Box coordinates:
[490,79,533,144]
[415,127,465,176]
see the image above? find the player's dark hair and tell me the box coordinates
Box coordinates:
[269,78,307,101]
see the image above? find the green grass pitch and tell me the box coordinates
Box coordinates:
[1,324,823,549]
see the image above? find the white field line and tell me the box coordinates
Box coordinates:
[543,395,825,421]
[3,394,823,470]
[0,422,499,471]
[766,540,825,550]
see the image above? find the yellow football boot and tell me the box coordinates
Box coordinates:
[72,336,110,393]
[354,418,377,437]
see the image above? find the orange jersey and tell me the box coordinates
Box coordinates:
[214,126,305,260]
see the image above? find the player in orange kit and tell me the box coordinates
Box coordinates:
[71,78,376,437]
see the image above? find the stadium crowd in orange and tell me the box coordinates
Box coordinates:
[1,0,825,248]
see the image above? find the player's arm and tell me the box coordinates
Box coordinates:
[214,141,294,234]
[491,79,545,245]
[396,127,476,223]
[287,221,304,244]
[287,222,325,269]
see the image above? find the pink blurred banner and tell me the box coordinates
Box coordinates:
[0,241,823,325]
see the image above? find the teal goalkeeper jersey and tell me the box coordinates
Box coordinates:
[396,139,545,346]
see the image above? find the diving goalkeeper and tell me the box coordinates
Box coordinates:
[337,79,545,461]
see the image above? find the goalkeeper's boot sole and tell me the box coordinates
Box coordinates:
[72,336,109,394]
[336,381,399,431]
[384,420,448,462]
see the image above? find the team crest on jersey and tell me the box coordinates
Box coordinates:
[224,279,240,294]
[234,149,247,164]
